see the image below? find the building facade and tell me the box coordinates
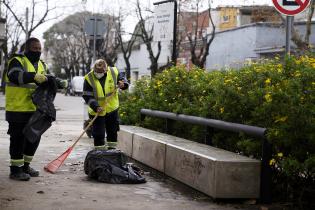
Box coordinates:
[206,22,315,70]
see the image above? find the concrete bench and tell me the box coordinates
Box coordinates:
[117,125,260,199]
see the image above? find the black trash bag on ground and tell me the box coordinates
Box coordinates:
[23,75,57,143]
[84,149,146,184]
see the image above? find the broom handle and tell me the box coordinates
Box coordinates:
[70,88,118,149]
[70,113,99,148]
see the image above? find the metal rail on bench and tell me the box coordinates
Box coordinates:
[140,108,272,204]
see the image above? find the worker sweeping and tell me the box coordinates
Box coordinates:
[5,37,67,181]
[82,59,128,150]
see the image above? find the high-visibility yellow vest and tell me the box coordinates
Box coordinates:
[5,56,46,112]
[84,66,119,116]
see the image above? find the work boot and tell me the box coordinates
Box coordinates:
[23,163,39,177]
[10,166,31,181]
[107,141,117,150]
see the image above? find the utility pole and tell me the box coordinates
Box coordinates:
[25,7,29,40]
[172,0,177,65]
[285,16,293,55]
[93,16,97,64]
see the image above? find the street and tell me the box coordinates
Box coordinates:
[0,93,257,210]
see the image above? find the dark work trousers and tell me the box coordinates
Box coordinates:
[89,109,119,147]
[7,122,41,160]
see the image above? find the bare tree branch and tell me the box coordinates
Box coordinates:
[2,0,26,32]
[185,0,215,69]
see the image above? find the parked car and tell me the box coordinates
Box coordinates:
[71,76,84,96]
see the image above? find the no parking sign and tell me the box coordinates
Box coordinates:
[272,0,311,16]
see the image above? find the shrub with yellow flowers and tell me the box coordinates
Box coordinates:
[119,56,315,208]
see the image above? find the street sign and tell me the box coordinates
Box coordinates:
[272,0,311,16]
[153,1,175,42]
[84,16,106,39]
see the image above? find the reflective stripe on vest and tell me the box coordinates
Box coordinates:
[5,56,46,112]
[84,66,119,116]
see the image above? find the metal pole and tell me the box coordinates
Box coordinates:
[285,16,293,55]
[25,7,29,40]
[93,16,96,64]
[172,0,177,65]
[140,109,266,138]
[260,138,272,204]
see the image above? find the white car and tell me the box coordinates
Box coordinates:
[71,76,84,96]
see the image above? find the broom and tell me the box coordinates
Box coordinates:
[44,113,99,173]
[44,88,119,173]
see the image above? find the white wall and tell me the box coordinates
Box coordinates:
[206,25,257,70]
[116,40,171,88]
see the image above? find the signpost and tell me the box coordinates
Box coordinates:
[259,0,313,204]
[272,0,311,54]
[153,2,174,42]
[84,16,106,64]
[153,0,177,65]
[272,0,311,16]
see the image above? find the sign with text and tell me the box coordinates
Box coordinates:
[153,2,174,42]
[272,0,311,16]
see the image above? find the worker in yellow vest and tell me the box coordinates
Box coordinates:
[5,37,67,181]
[82,59,128,150]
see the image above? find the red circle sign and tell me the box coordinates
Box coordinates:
[272,0,311,16]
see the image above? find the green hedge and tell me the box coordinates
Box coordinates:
[119,56,315,208]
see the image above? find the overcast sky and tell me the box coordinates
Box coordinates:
[7,0,272,42]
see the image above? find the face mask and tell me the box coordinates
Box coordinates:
[25,51,41,63]
[94,72,104,79]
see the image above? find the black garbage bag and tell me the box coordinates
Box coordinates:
[84,149,146,184]
[23,111,53,143]
[23,75,57,143]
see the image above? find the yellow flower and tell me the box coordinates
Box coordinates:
[156,80,162,87]
[274,116,288,123]
[264,93,272,103]
[265,78,271,85]
[277,153,283,158]
[269,159,276,166]
[277,64,283,73]
[220,107,224,113]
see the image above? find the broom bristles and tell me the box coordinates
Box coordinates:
[44,147,73,173]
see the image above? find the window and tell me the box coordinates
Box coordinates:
[223,15,230,22]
